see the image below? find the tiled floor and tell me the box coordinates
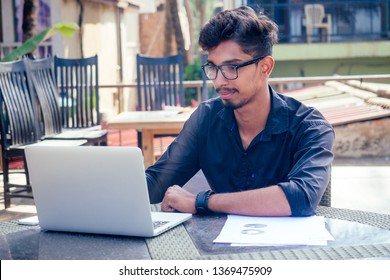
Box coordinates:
[331,157,390,215]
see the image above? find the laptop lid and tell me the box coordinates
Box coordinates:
[24,145,191,237]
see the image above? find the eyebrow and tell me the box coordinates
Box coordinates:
[206,58,245,65]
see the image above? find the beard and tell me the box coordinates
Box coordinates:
[222,98,250,110]
[217,87,250,110]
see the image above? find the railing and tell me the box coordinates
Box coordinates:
[0,42,21,59]
[100,74,390,113]
[244,0,390,43]
[0,42,52,60]
[100,80,210,113]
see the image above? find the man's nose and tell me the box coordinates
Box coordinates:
[212,70,228,88]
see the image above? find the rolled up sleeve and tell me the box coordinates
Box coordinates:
[278,121,335,216]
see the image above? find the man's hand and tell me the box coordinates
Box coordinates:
[161,185,197,213]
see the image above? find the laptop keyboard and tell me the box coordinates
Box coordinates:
[153,220,169,229]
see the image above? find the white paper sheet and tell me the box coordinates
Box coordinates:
[213,215,334,246]
[18,216,39,226]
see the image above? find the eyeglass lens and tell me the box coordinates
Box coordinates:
[204,65,237,80]
[202,56,265,80]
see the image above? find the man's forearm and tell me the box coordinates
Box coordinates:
[207,185,292,216]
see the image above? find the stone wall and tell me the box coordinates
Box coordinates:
[139,11,176,56]
[333,118,390,158]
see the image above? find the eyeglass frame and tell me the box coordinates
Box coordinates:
[201,55,266,80]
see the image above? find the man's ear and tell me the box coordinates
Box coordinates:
[260,56,274,77]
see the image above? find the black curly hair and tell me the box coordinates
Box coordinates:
[198,6,278,58]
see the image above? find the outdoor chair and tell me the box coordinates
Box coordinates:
[136,53,184,111]
[53,55,102,130]
[319,168,332,207]
[135,53,185,153]
[24,57,107,146]
[0,59,86,208]
[304,4,332,43]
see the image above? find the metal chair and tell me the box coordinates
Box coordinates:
[0,60,86,208]
[304,4,332,43]
[53,55,102,129]
[319,169,332,207]
[24,57,107,146]
[135,53,185,151]
[136,53,184,111]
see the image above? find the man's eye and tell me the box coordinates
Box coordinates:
[223,65,236,72]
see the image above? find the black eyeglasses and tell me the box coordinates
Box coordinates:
[201,56,265,80]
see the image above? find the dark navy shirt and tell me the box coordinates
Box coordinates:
[146,86,335,216]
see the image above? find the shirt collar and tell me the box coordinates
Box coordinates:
[217,85,290,138]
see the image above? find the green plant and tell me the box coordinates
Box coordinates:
[184,56,203,81]
[1,22,79,62]
[185,56,218,104]
[183,57,203,105]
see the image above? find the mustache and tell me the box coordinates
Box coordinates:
[216,87,239,94]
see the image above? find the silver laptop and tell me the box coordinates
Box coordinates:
[23,145,192,237]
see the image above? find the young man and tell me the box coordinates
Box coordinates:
[145,6,334,217]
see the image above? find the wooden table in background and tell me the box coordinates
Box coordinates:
[107,110,192,168]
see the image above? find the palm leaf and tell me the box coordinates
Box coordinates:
[1,22,79,62]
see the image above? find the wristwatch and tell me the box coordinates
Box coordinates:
[195,190,215,215]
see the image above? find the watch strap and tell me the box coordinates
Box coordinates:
[195,190,215,215]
